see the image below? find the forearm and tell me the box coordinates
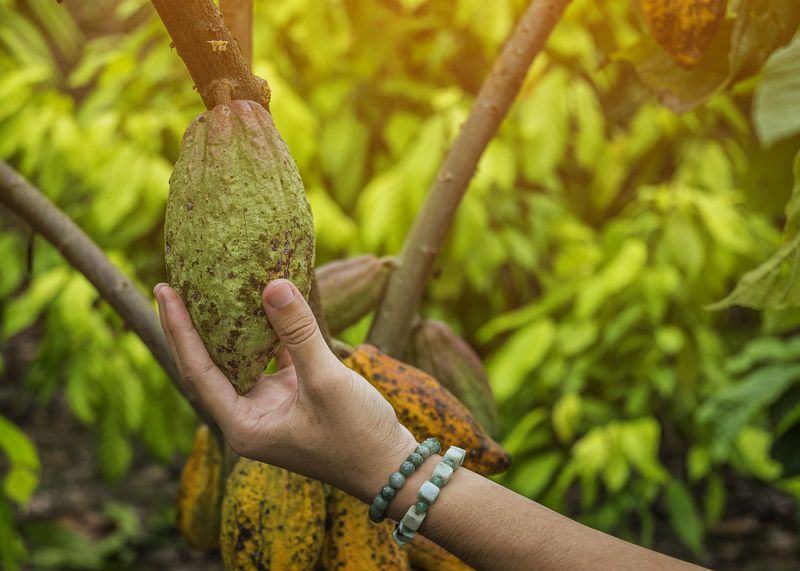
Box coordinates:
[357,450,703,571]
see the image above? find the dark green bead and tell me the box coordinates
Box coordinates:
[368,504,386,523]
[389,471,406,489]
[415,444,431,459]
[399,461,415,477]
[414,501,428,514]
[431,475,444,488]
[443,459,457,469]
[381,485,396,500]
[407,453,424,468]
[373,494,389,511]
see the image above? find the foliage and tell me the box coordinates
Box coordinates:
[0,0,799,565]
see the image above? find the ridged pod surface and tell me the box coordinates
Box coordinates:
[221,458,326,570]
[409,319,498,436]
[320,486,410,570]
[176,425,222,551]
[408,536,474,571]
[344,344,510,476]
[316,255,393,334]
[639,0,727,68]
[165,100,315,394]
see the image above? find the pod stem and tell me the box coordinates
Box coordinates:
[367,0,571,358]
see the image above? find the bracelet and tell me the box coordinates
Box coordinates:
[392,445,467,546]
[368,437,441,524]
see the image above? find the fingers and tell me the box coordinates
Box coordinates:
[262,279,337,382]
[154,284,239,422]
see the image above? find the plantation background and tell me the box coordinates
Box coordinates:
[1,0,800,568]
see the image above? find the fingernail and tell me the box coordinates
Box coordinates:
[153,283,168,299]
[267,282,294,309]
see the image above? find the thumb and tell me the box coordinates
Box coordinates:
[262,279,336,380]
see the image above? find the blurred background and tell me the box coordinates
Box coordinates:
[1,0,799,568]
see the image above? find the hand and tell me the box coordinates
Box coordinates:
[154,278,417,501]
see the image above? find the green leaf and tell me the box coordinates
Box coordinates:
[510,452,564,498]
[2,267,69,338]
[771,422,800,477]
[98,421,132,483]
[0,416,40,506]
[618,418,668,483]
[753,34,800,145]
[487,319,556,402]
[552,393,582,443]
[664,479,705,556]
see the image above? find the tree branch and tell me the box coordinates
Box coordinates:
[0,161,219,435]
[220,0,253,67]
[367,0,571,358]
[151,0,267,109]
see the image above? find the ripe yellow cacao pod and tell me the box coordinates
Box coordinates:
[344,344,510,476]
[408,535,474,571]
[176,425,222,550]
[639,0,727,68]
[321,486,409,570]
[165,100,315,394]
[221,458,325,570]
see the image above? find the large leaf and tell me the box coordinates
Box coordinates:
[664,480,705,556]
[753,33,800,146]
[710,152,800,310]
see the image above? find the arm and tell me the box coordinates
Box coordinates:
[154,279,702,571]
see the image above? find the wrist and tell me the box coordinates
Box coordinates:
[352,425,418,503]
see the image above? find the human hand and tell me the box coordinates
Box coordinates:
[153,278,417,502]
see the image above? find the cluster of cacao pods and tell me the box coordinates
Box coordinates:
[165,99,504,569]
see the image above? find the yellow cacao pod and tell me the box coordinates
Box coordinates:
[176,425,222,551]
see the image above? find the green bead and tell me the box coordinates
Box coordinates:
[408,453,424,468]
[431,475,444,488]
[443,459,457,470]
[416,445,431,459]
[389,471,406,489]
[381,485,396,500]
[369,504,386,523]
[399,461,415,477]
[373,494,389,511]
[423,438,441,454]
[414,501,428,514]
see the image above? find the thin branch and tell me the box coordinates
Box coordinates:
[151,0,267,109]
[367,0,571,358]
[220,0,253,68]
[0,161,219,436]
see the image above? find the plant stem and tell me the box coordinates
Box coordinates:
[367,0,571,358]
[0,161,220,436]
[220,0,253,67]
[150,0,268,109]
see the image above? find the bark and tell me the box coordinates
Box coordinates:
[367,0,572,358]
[151,0,267,109]
[220,0,253,67]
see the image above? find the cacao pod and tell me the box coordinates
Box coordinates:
[321,486,410,570]
[221,458,325,570]
[408,536,473,571]
[316,255,393,334]
[165,100,315,394]
[344,344,510,476]
[409,319,498,436]
[176,425,222,550]
[639,0,727,68]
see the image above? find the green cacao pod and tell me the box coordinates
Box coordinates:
[409,319,498,436]
[316,255,393,334]
[165,100,315,394]
[639,0,727,68]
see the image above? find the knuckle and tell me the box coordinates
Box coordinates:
[278,311,318,347]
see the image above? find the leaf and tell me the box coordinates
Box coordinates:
[728,0,800,78]
[510,452,564,498]
[0,416,40,506]
[618,418,668,483]
[664,479,705,556]
[552,393,582,443]
[487,320,557,402]
[753,34,800,145]
[771,422,800,477]
[98,421,132,483]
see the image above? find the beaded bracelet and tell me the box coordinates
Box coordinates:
[368,437,442,524]
[392,445,467,546]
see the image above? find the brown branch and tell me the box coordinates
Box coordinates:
[151,0,267,109]
[0,161,219,436]
[367,0,571,358]
[220,0,253,68]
